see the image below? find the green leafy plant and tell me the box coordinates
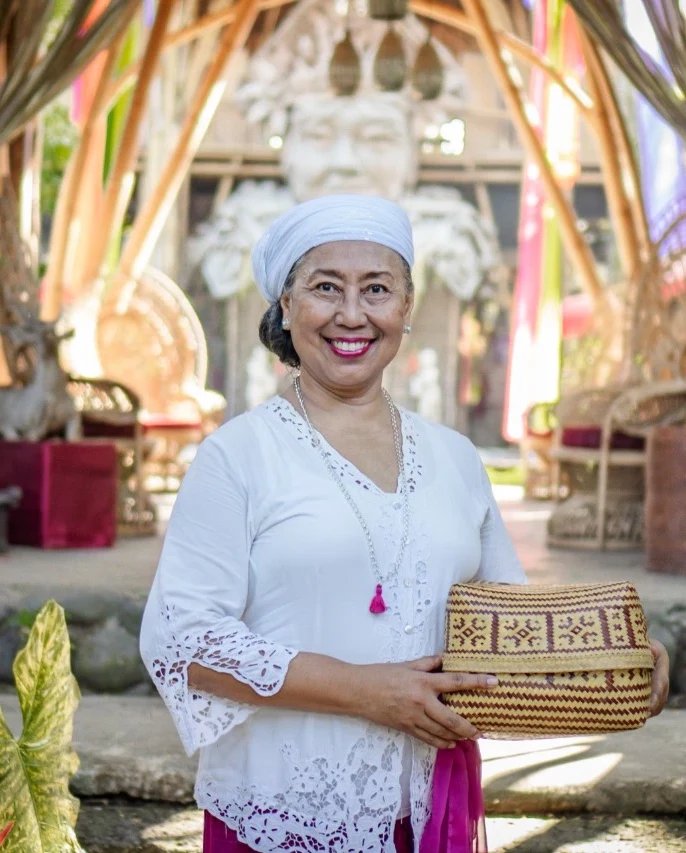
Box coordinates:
[41,103,78,219]
[0,600,84,851]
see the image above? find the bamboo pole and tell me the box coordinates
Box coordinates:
[0,43,9,181]
[105,0,296,113]
[41,32,125,321]
[410,0,595,118]
[460,0,606,307]
[580,30,651,263]
[116,0,260,285]
[105,4,237,104]
[81,0,175,286]
[577,28,640,281]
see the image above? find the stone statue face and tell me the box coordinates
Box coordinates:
[281,93,418,202]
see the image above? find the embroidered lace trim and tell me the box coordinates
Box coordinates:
[197,730,421,853]
[265,397,422,495]
[148,604,298,754]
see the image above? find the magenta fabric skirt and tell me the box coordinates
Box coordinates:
[203,812,414,852]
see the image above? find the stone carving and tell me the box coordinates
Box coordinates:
[281,92,418,201]
[188,0,501,420]
[245,345,279,410]
[0,320,78,441]
[409,348,441,421]
[235,0,466,144]
[191,178,498,307]
[191,0,498,302]
[191,181,292,300]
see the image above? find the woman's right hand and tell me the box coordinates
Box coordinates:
[353,654,497,749]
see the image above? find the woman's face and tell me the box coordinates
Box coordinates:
[280,240,413,395]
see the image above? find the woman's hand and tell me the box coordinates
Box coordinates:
[648,638,670,717]
[189,652,494,746]
[354,655,497,749]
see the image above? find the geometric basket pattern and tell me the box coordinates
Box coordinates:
[442,582,654,737]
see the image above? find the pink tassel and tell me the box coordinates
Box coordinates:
[369,583,387,614]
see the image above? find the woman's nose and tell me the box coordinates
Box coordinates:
[336,292,366,326]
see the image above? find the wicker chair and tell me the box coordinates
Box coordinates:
[67,376,156,536]
[548,212,686,549]
[95,267,226,491]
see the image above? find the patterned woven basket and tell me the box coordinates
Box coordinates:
[442,582,654,738]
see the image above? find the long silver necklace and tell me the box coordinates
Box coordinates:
[293,376,410,615]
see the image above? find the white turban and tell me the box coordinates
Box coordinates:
[251,193,414,303]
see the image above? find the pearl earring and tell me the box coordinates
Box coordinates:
[282,317,291,330]
[403,324,412,335]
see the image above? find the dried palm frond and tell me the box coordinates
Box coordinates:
[568,0,686,139]
[0,0,139,146]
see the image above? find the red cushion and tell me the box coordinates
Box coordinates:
[140,414,202,430]
[81,418,136,439]
[561,426,644,450]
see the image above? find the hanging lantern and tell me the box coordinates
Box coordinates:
[412,36,443,100]
[373,26,406,91]
[368,0,407,20]
[329,30,361,96]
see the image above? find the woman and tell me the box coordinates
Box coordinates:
[140,194,669,853]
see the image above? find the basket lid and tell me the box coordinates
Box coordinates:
[443,581,654,674]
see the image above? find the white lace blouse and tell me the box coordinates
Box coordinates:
[140,397,526,852]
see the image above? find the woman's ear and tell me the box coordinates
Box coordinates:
[403,291,414,323]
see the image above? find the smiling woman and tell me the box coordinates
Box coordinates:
[140,194,525,853]
[139,194,671,853]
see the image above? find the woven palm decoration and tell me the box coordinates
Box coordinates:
[443,582,654,737]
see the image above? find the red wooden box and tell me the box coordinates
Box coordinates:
[0,440,117,548]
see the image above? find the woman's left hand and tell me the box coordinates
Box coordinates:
[648,637,670,717]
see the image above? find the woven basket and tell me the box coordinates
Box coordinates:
[442,582,654,738]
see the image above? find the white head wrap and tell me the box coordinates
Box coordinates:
[251,193,414,303]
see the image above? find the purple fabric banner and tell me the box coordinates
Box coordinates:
[625,0,686,242]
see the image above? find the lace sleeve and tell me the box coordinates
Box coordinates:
[142,595,297,755]
[139,429,298,756]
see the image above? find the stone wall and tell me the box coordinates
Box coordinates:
[1,593,685,705]
[0,591,153,694]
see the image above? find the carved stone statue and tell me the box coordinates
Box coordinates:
[281,92,417,202]
[188,0,503,425]
[0,321,78,441]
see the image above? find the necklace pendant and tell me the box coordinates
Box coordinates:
[369,583,387,615]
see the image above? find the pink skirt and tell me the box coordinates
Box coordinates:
[203,812,414,852]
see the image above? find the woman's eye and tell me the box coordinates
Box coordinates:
[316,282,338,293]
[367,284,389,295]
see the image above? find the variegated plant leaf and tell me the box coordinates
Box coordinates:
[0,600,83,852]
[0,823,14,846]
